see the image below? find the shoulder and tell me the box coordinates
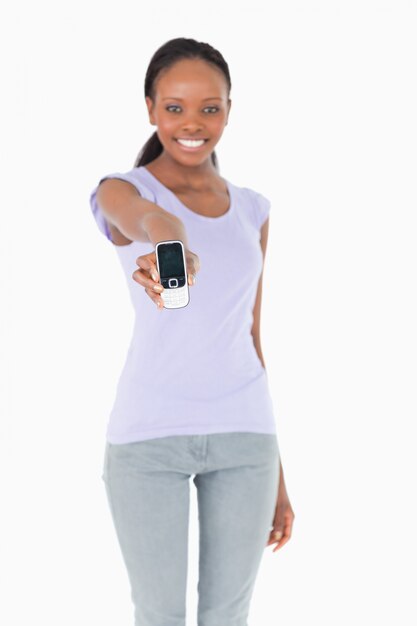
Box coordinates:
[230,181,272,230]
[89,166,155,244]
[95,166,156,202]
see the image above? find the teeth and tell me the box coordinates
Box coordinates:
[177,139,206,147]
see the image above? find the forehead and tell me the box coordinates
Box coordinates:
[155,58,228,99]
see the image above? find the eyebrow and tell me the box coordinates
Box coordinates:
[162,97,223,101]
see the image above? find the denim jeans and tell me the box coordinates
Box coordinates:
[101,432,280,626]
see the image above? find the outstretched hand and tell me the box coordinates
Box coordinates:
[132,247,200,309]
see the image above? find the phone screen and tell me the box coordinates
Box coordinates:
[158,242,186,285]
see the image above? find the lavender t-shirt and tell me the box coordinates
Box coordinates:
[89,165,276,444]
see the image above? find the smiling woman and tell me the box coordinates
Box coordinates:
[138,50,231,173]
[89,36,294,626]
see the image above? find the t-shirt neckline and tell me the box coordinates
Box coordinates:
[139,165,234,223]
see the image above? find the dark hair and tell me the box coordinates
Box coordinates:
[134,37,231,171]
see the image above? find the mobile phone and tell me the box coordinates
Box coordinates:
[155,240,190,309]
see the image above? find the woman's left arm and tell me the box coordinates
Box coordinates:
[251,218,295,552]
[250,218,269,368]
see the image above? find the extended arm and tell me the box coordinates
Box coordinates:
[96,177,188,246]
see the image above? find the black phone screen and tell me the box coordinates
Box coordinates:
[158,242,186,281]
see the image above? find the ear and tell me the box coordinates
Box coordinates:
[225,98,232,125]
[145,96,155,125]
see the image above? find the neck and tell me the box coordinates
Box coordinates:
[149,153,218,189]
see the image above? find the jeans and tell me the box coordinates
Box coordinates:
[101,432,280,626]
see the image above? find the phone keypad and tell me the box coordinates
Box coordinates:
[161,285,189,308]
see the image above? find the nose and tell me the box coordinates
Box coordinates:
[181,115,204,134]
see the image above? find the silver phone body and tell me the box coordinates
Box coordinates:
[155,240,190,309]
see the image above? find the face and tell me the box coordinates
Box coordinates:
[145,58,231,166]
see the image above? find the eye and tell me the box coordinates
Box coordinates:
[165,105,220,114]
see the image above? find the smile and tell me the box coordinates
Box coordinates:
[175,138,208,150]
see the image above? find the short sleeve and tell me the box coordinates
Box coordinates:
[252,191,271,230]
[88,170,155,242]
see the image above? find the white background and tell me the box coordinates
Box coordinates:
[2,1,416,624]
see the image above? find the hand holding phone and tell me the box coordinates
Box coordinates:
[132,242,200,310]
[155,240,192,309]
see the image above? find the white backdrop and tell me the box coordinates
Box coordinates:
[2,1,416,625]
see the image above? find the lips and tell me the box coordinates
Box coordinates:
[175,138,209,142]
[174,138,209,151]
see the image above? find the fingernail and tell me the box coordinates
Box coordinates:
[274,531,283,539]
[151,271,158,281]
[153,284,163,292]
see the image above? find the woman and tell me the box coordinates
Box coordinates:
[89,37,295,626]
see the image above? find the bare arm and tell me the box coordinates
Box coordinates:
[251,217,269,366]
[96,178,189,246]
[251,219,286,483]
[96,177,200,308]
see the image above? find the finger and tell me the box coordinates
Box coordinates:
[266,539,282,550]
[272,526,292,552]
[185,257,198,275]
[189,253,201,274]
[273,533,290,552]
[136,254,159,282]
[265,528,281,545]
[144,288,164,310]
[265,526,284,547]
[132,269,164,293]
[266,533,282,547]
